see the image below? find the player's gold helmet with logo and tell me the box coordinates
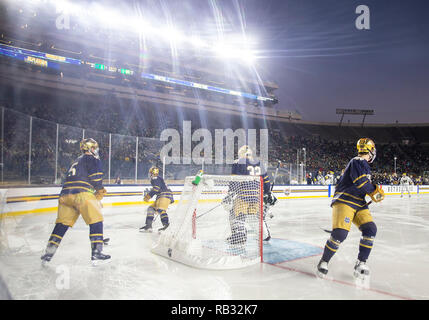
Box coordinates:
[80,138,99,159]
[238,145,253,159]
[356,138,376,163]
[148,166,160,179]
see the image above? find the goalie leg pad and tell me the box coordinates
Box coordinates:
[228,213,247,244]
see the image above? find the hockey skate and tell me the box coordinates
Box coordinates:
[316,259,329,278]
[40,243,57,267]
[158,223,169,232]
[353,260,370,287]
[91,243,111,266]
[139,224,153,233]
[353,260,370,279]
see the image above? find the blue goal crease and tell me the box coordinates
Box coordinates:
[262,238,323,264]
[200,238,322,264]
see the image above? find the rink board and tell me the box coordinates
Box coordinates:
[0,184,427,218]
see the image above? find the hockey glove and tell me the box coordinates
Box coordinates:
[264,193,278,206]
[368,184,385,203]
[143,193,151,202]
[94,188,107,201]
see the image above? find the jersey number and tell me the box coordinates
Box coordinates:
[67,162,78,177]
[247,166,261,176]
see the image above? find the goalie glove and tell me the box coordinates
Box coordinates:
[94,187,107,201]
[368,184,385,203]
[263,192,277,207]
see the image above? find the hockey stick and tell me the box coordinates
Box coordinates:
[270,160,282,192]
[260,161,281,240]
[195,202,224,220]
[320,200,373,233]
[265,160,281,219]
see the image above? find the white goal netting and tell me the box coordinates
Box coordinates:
[152,175,264,270]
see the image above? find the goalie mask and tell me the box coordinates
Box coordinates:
[356,138,376,163]
[148,166,160,179]
[80,138,100,159]
[238,145,253,159]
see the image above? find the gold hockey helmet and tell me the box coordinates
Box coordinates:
[238,145,253,159]
[80,138,99,158]
[356,138,376,163]
[148,166,160,179]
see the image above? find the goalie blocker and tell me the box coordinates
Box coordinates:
[152,175,265,270]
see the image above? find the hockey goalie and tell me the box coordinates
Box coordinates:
[223,145,277,245]
[151,145,276,269]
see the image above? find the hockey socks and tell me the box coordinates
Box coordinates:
[145,206,156,227]
[321,228,348,263]
[89,222,110,264]
[157,208,169,226]
[358,222,377,262]
[89,221,104,248]
[41,223,69,263]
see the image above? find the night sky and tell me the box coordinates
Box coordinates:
[238,0,429,123]
[9,0,429,124]
[146,0,429,124]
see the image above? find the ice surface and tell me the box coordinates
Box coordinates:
[1,194,428,300]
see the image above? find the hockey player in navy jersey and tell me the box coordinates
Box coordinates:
[317,138,385,280]
[223,145,277,244]
[140,167,174,233]
[41,138,110,266]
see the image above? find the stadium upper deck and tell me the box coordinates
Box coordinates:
[0,1,307,122]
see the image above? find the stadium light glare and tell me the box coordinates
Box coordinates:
[214,44,256,64]
[17,0,258,63]
[189,36,209,49]
[54,0,82,16]
[159,27,185,43]
[242,50,256,64]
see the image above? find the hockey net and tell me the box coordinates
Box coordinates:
[152,175,264,270]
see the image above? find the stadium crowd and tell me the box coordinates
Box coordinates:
[2,98,429,185]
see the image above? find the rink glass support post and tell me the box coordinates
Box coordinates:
[259,176,264,263]
[28,116,32,185]
[55,123,59,184]
[135,136,138,184]
[162,156,165,180]
[108,133,111,184]
[328,185,332,197]
[1,107,3,183]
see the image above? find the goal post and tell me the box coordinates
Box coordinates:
[152,175,264,269]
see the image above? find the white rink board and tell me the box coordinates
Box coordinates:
[0,184,426,217]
